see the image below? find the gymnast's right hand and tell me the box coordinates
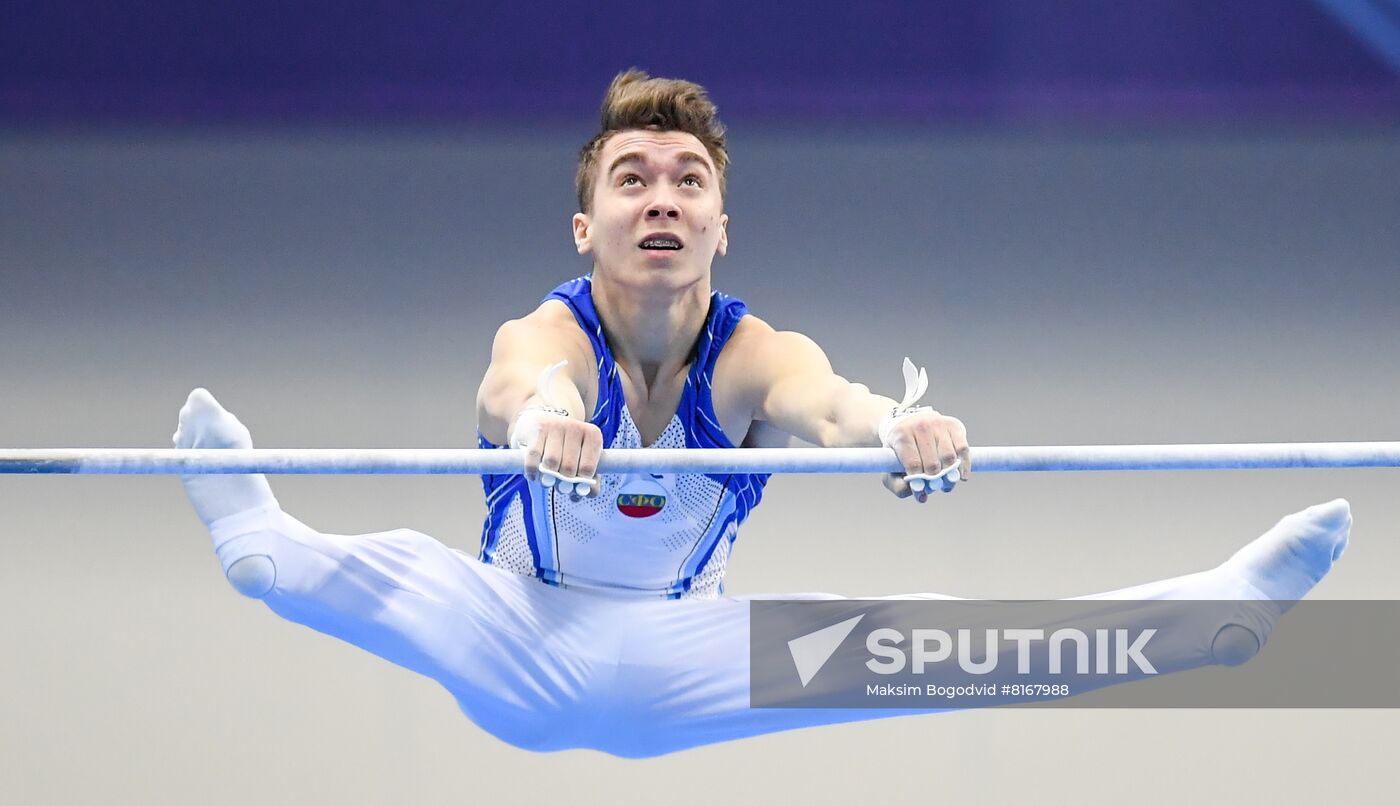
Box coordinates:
[511,407,603,498]
[505,358,601,497]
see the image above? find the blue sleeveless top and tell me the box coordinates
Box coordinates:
[476,275,771,599]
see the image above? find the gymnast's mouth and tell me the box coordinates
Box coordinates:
[638,233,684,250]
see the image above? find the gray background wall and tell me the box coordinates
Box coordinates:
[2,126,1398,803]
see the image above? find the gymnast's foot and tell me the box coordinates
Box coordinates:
[1211,498,1351,664]
[173,388,278,528]
[1223,498,1351,603]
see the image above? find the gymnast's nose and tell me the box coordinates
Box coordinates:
[645,192,681,220]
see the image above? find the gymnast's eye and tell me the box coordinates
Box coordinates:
[620,174,643,187]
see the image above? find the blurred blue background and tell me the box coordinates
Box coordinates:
[4,0,1400,126]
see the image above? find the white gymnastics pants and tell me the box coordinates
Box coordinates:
[207,504,1272,758]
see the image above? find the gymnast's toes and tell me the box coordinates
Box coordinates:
[225,554,276,598]
[173,388,254,450]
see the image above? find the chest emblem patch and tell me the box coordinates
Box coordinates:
[615,476,668,518]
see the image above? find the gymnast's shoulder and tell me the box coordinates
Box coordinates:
[477,301,598,435]
[716,314,835,401]
[720,314,832,372]
[488,300,593,362]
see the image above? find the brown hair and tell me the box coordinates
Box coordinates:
[575,68,729,213]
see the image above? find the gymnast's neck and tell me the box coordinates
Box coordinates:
[588,268,711,394]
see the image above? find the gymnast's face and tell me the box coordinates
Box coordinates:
[572,129,728,288]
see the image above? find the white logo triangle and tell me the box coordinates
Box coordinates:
[788,613,866,687]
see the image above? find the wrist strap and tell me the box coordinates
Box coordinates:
[878,404,936,447]
[877,357,936,447]
[508,360,573,448]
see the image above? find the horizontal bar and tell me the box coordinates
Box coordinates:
[1,442,1398,475]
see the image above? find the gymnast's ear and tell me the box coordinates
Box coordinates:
[572,213,593,255]
[716,213,728,257]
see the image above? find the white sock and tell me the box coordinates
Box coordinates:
[1222,498,1352,607]
[172,388,278,528]
[1203,498,1351,664]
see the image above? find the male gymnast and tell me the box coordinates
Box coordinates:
[174,69,1352,757]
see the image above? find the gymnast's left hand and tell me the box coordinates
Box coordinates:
[880,412,971,503]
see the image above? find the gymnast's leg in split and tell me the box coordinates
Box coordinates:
[175,388,618,751]
[175,389,1351,757]
[591,496,1350,757]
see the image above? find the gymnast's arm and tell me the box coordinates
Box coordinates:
[475,308,603,486]
[736,318,892,448]
[734,316,971,495]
